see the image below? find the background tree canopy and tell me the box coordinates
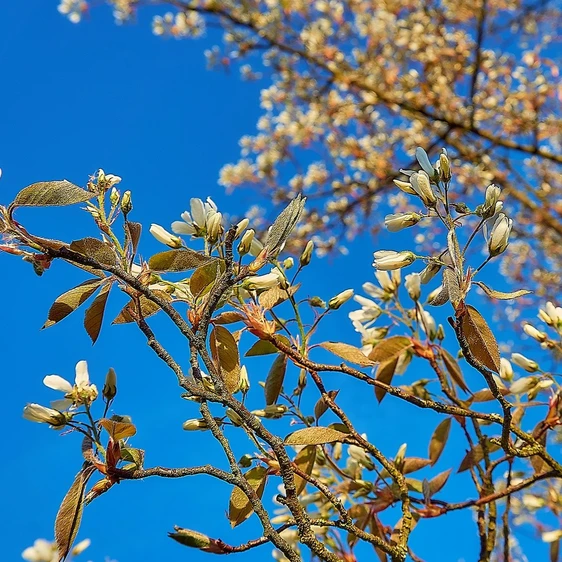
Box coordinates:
[1,2,561,562]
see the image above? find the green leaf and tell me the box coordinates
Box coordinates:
[83,284,111,343]
[210,326,241,393]
[190,260,226,299]
[245,340,280,357]
[148,248,215,272]
[429,418,451,465]
[369,336,412,363]
[428,469,452,497]
[55,465,95,561]
[99,418,137,440]
[440,348,470,394]
[402,457,432,474]
[43,279,103,329]
[314,390,340,422]
[228,466,268,528]
[69,238,118,266]
[319,341,375,367]
[13,180,94,208]
[474,281,532,301]
[293,445,317,496]
[265,194,306,256]
[458,440,501,472]
[458,305,501,373]
[120,447,145,469]
[264,354,287,405]
[374,356,399,403]
[285,426,348,446]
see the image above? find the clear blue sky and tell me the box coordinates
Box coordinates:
[0,2,548,561]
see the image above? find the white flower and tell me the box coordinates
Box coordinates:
[22,539,57,562]
[171,197,218,237]
[23,404,66,428]
[538,302,562,328]
[418,309,437,340]
[150,224,182,248]
[486,213,512,257]
[393,178,417,195]
[523,323,547,342]
[410,171,437,207]
[71,539,91,556]
[43,360,98,408]
[405,273,421,300]
[499,358,513,381]
[242,272,281,290]
[373,250,415,271]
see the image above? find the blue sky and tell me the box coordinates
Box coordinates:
[0,2,551,562]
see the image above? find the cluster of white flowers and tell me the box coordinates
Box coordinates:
[22,538,90,562]
[152,11,205,38]
[57,0,87,23]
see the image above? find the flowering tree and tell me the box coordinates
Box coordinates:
[3,148,562,562]
[6,1,562,561]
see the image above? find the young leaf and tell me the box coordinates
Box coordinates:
[474,281,532,301]
[214,311,245,325]
[265,194,306,257]
[210,326,241,393]
[84,284,111,343]
[43,278,103,329]
[369,336,412,363]
[402,457,432,474]
[190,260,226,299]
[429,418,452,465]
[245,339,280,357]
[314,390,340,422]
[148,248,215,272]
[69,238,118,266]
[125,221,142,257]
[99,418,137,440]
[228,466,268,528]
[120,447,145,469]
[374,356,399,403]
[458,305,501,373]
[428,469,452,497]
[319,342,375,367]
[458,440,501,472]
[440,348,471,394]
[293,445,317,495]
[13,180,94,208]
[284,426,348,446]
[264,354,287,405]
[258,284,299,310]
[55,465,95,562]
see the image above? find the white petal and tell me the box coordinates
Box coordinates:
[171,221,196,235]
[75,360,90,386]
[22,547,41,562]
[180,211,192,223]
[51,398,73,411]
[190,198,206,226]
[43,375,73,393]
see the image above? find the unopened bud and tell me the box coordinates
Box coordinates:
[480,184,501,219]
[239,454,253,468]
[436,324,445,341]
[283,257,294,270]
[236,365,250,394]
[109,187,120,207]
[439,149,451,182]
[410,171,437,207]
[242,272,280,291]
[225,408,244,426]
[328,289,354,310]
[393,178,417,195]
[102,368,117,401]
[523,323,547,343]
[150,224,182,248]
[499,358,513,381]
[23,403,67,429]
[405,273,421,300]
[511,352,539,373]
[120,190,132,215]
[206,212,223,244]
[384,212,422,233]
[348,444,375,470]
[182,418,209,431]
[373,250,415,271]
[168,527,211,549]
[238,229,255,256]
[309,296,326,308]
[299,240,314,266]
[487,213,512,257]
[419,262,442,284]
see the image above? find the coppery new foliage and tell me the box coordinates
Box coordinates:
[60,0,562,300]
[3,152,562,562]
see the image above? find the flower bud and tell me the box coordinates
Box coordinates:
[23,403,67,428]
[109,187,120,207]
[71,539,91,556]
[410,171,437,207]
[119,190,132,216]
[375,270,396,292]
[182,418,209,431]
[439,149,451,182]
[480,184,501,219]
[283,257,294,270]
[384,212,422,233]
[150,224,182,248]
[309,296,326,308]
[207,212,223,244]
[539,302,562,328]
[239,454,253,468]
[300,240,314,266]
[419,309,437,340]
[511,352,539,373]
[487,213,512,257]
[238,229,255,256]
[102,367,117,401]
[328,289,354,310]
[168,527,212,549]
[348,444,375,470]
[436,324,445,341]
[242,272,280,291]
[509,376,537,395]
[236,365,250,394]
[499,358,513,381]
[235,218,250,238]
[373,250,415,271]
[405,273,421,300]
[523,323,547,343]
[225,408,244,426]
